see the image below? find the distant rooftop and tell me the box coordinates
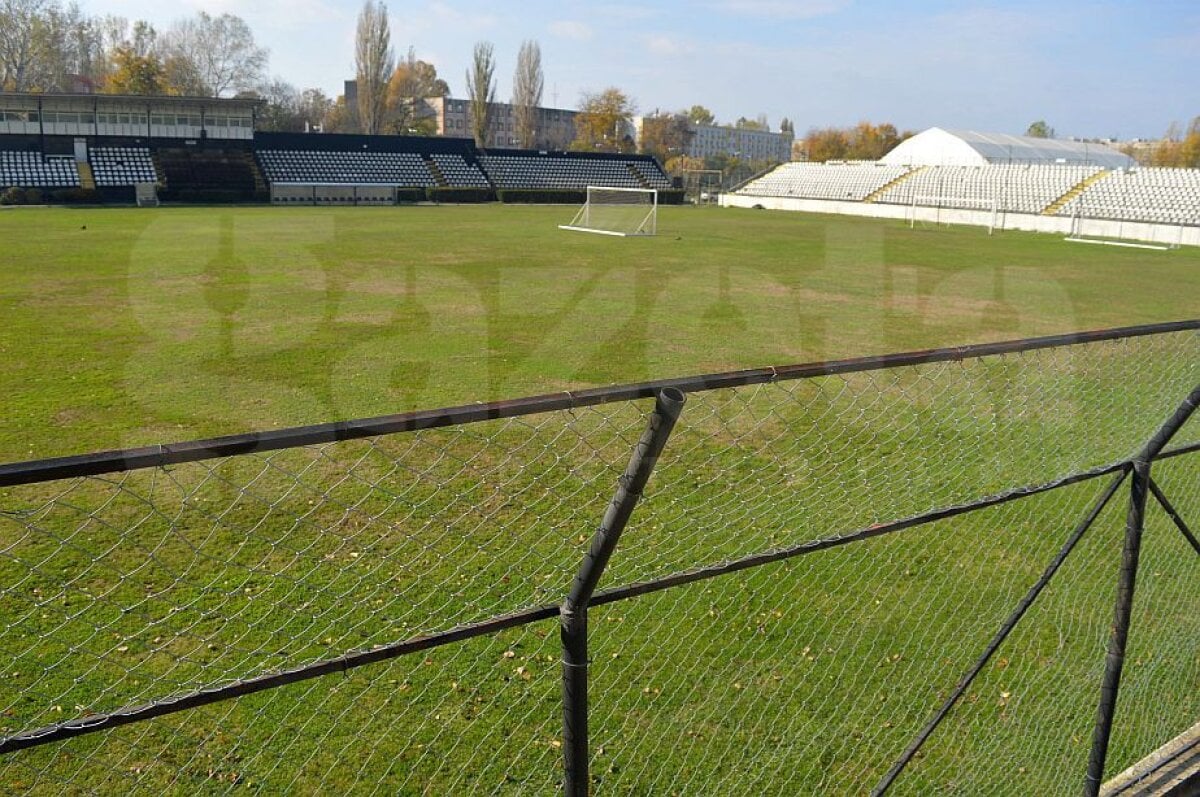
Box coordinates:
[882,127,1135,169]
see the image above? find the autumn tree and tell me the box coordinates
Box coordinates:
[466,40,497,147]
[686,104,715,126]
[1025,120,1055,138]
[511,39,543,149]
[105,45,165,94]
[355,0,393,135]
[803,121,912,162]
[571,87,636,153]
[386,47,447,135]
[1151,117,1200,167]
[638,112,693,162]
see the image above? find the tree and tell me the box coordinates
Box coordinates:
[298,88,334,132]
[355,0,393,135]
[386,47,447,135]
[780,117,794,136]
[1025,120,1055,138]
[163,12,267,97]
[571,87,636,152]
[511,39,543,149]
[466,40,497,147]
[0,0,50,91]
[734,115,768,131]
[803,127,850,162]
[686,104,715,126]
[255,78,303,131]
[104,45,165,94]
[639,112,693,162]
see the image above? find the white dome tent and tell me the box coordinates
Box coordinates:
[880,127,1135,169]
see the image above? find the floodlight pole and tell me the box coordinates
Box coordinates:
[561,388,685,797]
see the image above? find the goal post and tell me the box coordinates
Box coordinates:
[908,193,998,235]
[560,186,658,237]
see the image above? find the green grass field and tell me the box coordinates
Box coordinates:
[1,203,1198,462]
[0,204,1197,794]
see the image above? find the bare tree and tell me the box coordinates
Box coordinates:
[0,0,49,91]
[164,12,267,97]
[354,0,393,134]
[511,39,543,149]
[466,40,496,147]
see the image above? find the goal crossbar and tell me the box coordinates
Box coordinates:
[559,186,658,237]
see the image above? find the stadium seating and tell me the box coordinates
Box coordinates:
[1058,168,1200,226]
[257,149,436,186]
[478,154,662,190]
[737,162,911,201]
[158,148,260,198]
[429,154,491,187]
[0,151,80,189]
[88,147,157,187]
[873,164,1102,214]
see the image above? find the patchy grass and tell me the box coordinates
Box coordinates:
[0,204,1196,794]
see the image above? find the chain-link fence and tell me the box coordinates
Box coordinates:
[0,320,1197,795]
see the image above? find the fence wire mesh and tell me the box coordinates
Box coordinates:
[0,323,1196,794]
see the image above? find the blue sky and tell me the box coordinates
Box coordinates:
[78,0,1199,139]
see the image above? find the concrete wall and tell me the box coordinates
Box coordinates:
[719,193,1199,247]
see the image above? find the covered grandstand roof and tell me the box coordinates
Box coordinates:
[880,127,1134,169]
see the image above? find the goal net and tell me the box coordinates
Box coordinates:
[560,186,658,237]
[908,194,998,235]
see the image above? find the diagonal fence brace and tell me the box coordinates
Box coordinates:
[560,388,686,797]
[1148,478,1200,556]
[1085,383,1200,796]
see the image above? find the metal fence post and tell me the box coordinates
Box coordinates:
[561,388,685,797]
[1085,384,1200,796]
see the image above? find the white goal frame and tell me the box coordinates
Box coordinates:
[1064,200,1179,251]
[559,186,658,237]
[908,194,998,235]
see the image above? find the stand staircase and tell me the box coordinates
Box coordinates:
[422,154,449,187]
[1043,170,1110,216]
[76,162,96,191]
[864,166,926,203]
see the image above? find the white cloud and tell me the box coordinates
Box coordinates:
[711,0,849,19]
[643,34,695,57]
[548,20,593,41]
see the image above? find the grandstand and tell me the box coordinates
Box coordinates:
[873,164,1103,215]
[1057,168,1200,227]
[257,148,436,187]
[479,150,671,191]
[737,162,909,201]
[726,127,1199,246]
[2,97,1196,241]
[87,147,156,187]
[0,150,79,189]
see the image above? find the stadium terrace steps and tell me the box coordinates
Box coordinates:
[627,163,652,190]
[423,155,450,188]
[76,162,96,190]
[863,165,925,203]
[1044,169,1111,216]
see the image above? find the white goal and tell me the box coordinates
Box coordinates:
[560,186,658,237]
[908,193,998,235]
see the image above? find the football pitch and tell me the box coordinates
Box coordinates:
[1,203,1198,462]
[0,204,1197,794]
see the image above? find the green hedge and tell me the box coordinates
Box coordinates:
[497,189,587,205]
[426,186,495,204]
[395,187,426,204]
[49,188,104,204]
